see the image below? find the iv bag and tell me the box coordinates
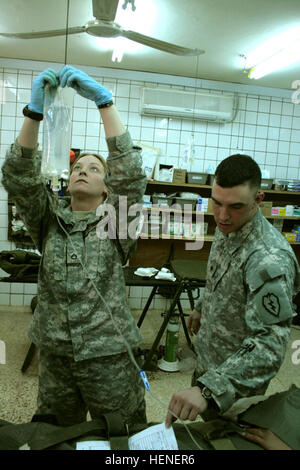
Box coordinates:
[181,134,195,172]
[41,84,74,184]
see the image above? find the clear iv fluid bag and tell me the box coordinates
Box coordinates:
[41,85,74,182]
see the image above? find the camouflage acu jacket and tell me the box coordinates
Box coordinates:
[2,132,147,361]
[194,209,300,413]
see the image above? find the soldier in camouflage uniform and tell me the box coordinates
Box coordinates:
[166,154,300,427]
[2,66,147,427]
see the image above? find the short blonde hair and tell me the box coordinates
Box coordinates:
[70,152,107,174]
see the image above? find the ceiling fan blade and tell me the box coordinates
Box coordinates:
[122,30,205,56]
[0,26,86,39]
[92,0,119,21]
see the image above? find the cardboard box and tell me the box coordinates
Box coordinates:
[197,198,210,213]
[282,232,297,242]
[207,198,213,213]
[173,198,196,210]
[278,207,286,216]
[207,174,215,185]
[152,195,173,207]
[259,201,272,216]
[261,179,273,189]
[154,164,174,182]
[187,172,208,184]
[173,169,187,184]
[272,206,285,216]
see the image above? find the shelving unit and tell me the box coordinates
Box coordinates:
[129,180,300,266]
[143,205,300,220]
[6,181,300,264]
[7,200,35,248]
[146,180,300,202]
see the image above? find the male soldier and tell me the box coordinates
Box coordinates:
[166,154,299,427]
[2,66,147,427]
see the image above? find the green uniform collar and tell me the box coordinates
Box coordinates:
[55,197,103,232]
[217,208,262,254]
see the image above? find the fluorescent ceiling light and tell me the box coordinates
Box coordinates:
[248,39,300,79]
[245,26,300,79]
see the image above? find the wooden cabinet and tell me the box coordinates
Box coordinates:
[129,181,300,266]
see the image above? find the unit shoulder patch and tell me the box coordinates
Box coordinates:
[251,278,294,325]
[262,293,280,317]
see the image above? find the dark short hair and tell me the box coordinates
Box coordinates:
[214,154,261,190]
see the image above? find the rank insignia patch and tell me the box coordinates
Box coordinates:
[262,293,280,317]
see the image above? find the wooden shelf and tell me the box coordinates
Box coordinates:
[143,205,300,220]
[143,206,198,214]
[139,233,299,244]
[261,189,300,196]
[139,233,214,242]
[266,215,300,220]
[147,179,300,196]
[147,180,211,190]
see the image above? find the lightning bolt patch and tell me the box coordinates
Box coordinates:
[262,293,280,317]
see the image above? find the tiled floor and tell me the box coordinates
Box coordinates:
[135,308,300,422]
[0,305,299,425]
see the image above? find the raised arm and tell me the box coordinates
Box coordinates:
[17,117,40,149]
[58,66,147,262]
[18,68,58,148]
[1,69,59,251]
[58,66,125,138]
[99,105,126,138]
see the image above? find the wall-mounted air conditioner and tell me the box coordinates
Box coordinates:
[140,87,237,122]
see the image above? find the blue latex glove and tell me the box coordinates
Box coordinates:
[29,68,59,114]
[58,65,112,106]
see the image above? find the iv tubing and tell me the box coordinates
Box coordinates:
[56,214,203,450]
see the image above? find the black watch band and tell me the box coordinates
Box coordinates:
[97,100,114,109]
[23,105,43,121]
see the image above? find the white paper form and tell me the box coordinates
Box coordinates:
[76,440,111,450]
[76,423,179,450]
[129,423,179,450]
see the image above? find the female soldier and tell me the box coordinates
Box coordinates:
[2,66,147,427]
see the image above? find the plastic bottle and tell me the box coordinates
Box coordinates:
[158,316,180,372]
[197,198,202,211]
[164,318,180,362]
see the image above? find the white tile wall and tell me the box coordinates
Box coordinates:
[0,58,300,307]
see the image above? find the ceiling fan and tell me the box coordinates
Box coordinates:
[0,0,204,56]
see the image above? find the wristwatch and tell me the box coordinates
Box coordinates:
[97,100,114,109]
[23,105,43,121]
[197,383,219,410]
[201,386,213,400]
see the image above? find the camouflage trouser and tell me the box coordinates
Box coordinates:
[36,349,146,427]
